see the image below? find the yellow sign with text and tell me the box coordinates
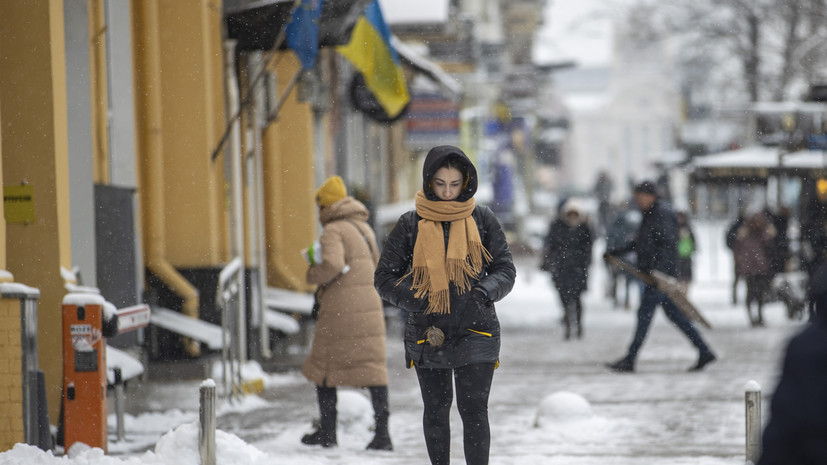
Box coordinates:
[4,185,35,224]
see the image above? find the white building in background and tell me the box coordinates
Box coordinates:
[546,14,683,203]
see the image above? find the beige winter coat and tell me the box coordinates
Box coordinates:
[301,196,388,387]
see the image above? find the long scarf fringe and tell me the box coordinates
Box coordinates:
[395,191,492,315]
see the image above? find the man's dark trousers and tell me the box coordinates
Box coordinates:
[627,284,712,360]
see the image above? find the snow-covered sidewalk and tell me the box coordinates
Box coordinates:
[2,221,807,464]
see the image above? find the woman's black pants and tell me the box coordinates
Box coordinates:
[415,363,496,465]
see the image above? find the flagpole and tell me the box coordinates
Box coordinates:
[267,69,303,122]
[211,0,302,162]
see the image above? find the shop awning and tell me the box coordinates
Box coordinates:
[225,0,373,51]
[691,146,827,182]
[391,36,462,100]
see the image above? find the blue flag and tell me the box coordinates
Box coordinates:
[285,0,323,70]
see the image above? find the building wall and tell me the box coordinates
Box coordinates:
[0,0,75,425]
[262,53,317,292]
[559,26,681,201]
[0,110,23,452]
[0,299,23,451]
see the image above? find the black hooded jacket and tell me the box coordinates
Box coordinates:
[374,145,516,369]
[758,262,827,465]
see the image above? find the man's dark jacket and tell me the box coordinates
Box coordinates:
[610,199,679,277]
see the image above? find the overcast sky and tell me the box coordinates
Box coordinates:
[379,0,615,67]
[534,0,615,67]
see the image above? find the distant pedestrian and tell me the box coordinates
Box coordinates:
[604,180,717,373]
[675,211,696,295]
[593,171,613,235]
[725,213,745,304]
[757,261,827,465]
[732,210,777,327]
[300,175,393,450]
[540,198,594,339]
[766,206,791,275]
[375,145,516,465]
[604,203,639,309]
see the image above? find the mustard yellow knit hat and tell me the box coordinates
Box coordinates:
[315,175,347,207]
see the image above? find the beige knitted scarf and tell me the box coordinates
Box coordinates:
[399,190,492,315]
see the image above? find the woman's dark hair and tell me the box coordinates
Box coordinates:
[439,155,470,189]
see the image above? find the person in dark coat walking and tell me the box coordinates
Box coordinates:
[732,210,777,327]
[725,212,745,304]
[604,202,639,309]
[757,261,827,465]
[375,145,516,465]
[604,180,717,373]
[541,198,594,339]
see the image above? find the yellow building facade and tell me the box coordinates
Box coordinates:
[0,0,321,450]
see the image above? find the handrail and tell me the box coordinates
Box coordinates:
[216,256,243,399]
[217,257,243,304]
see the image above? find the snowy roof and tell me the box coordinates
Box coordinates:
[561,92,611,112]
[692,146,781,169]
[784,149,827,169]
[691,146,827,178]
[391,36,463,98]
[379,0,449,24]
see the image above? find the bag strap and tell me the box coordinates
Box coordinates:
[344,219,375,256]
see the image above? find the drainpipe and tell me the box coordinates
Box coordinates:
[224,39,247,362]
[133,0,200,357]
[247,52,271,359]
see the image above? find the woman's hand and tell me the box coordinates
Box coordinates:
[464,288,495,333]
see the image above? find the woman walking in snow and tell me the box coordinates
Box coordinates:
[540,198,594,339]
[375,146,516,465]
[301,175,392,450]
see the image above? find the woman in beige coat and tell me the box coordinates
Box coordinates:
[300,175,392,450]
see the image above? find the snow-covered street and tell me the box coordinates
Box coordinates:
[1,220,807,464]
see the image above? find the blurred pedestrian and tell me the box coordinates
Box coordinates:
[301,175,393,450]
[757,260,827,465]
[675,211,696,295]
[732,210,777,327]
[766,206,791,275]
[604,202,639,309]
[593,171,613,235]
[725,212,745,305]
[375,145,516,465]
[604,180,717,373]
[540,198,594,339]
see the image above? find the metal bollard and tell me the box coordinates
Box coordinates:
[113,368,126,442]
[199,379,216,465]
[745,380,762,464]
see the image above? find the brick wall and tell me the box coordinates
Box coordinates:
[0,299,23,451]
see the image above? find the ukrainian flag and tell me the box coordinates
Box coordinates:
[337,0,410,118]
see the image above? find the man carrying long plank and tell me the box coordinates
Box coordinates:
[604,180,717,373]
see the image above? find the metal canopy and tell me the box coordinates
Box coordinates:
[224,0,373,52]
[391,36,462,99]
[691,146,827,182]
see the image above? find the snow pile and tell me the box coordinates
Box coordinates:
[1,422,269,465]
[335,390,373,432]
[534,391,593,427]
[532,391,618,447]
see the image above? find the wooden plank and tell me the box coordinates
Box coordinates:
[605,256,712,329]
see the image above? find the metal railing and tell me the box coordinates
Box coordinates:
[216,257,243,399]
